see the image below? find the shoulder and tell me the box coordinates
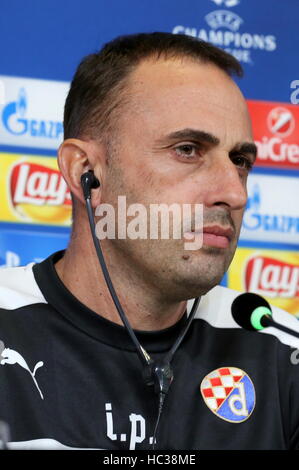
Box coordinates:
[0,263,46,310]
[189,285,299,349]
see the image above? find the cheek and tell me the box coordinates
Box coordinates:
[128,163,179,204]
[232,209,245,233]
[134,164,157,190]
[136,157,203,202]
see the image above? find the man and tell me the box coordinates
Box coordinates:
[0,32,299,450]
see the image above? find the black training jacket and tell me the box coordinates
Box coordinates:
[0,251,299,450]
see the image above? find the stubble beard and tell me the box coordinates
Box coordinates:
[101,149,239,302]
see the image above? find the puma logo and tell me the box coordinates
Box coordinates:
[0,340,44,399]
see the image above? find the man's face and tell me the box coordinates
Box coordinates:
[99,57,255,300]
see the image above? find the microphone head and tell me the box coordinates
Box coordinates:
[231,292,272,331]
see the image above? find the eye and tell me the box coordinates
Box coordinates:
[231,154,253,171]
[174,143,201,160]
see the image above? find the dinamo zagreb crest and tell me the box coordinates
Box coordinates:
[200,367,255,423]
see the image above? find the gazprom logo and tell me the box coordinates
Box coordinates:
[17,88,27,117]
[243,184,299,234]
[205,10,243,31]
[2,87,63,139]
[246,184,261,213]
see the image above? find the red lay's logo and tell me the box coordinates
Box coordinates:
[10,162,71,206]
[9,161,72,224]
[245,255,299,299]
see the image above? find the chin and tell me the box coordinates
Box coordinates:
[191,245,235,276]
[171,269,224,300]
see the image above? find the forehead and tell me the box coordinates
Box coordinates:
[121,57,252,143]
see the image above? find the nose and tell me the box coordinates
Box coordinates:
[204,154,248,211]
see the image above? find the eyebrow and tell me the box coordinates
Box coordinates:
[159,128,220,146]
[158,128,258,162]
[230,142,258,163]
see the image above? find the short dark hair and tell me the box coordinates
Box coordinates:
[64,32,243,141]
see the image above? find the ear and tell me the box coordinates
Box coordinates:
[57,138,104,208]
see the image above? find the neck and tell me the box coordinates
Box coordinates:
[55,222,187,331]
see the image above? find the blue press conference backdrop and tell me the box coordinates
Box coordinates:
[0,0,298,314]
[0,0,298,101]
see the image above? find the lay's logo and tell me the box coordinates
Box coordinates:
[8,160,72,224]
[10,162,71,206]
[245,255,299,299]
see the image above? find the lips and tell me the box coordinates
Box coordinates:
[183,224,235,249]
[202,225,234,241]
[201,225,234,248]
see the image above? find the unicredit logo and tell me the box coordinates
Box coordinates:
[254,136,299,164]
[267,107,295,137]
[247,101,299,168]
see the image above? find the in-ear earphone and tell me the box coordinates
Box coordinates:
[80,170,100,200]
